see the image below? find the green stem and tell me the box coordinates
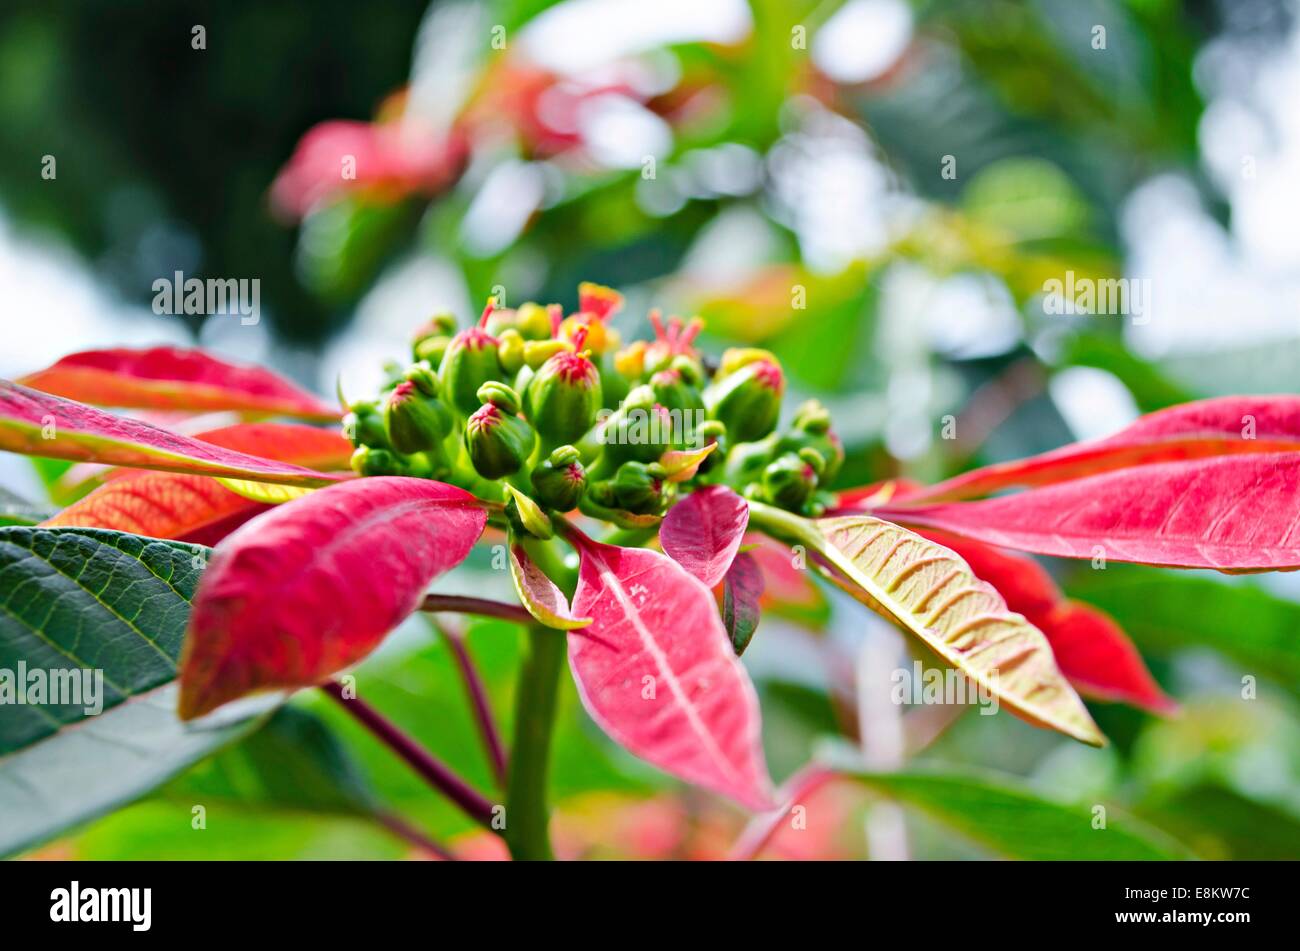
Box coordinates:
[746,498,820,550]
[504,623,566,860]
[601,524,658,547]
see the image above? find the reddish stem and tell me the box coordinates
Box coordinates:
[321,681,497,827]
[436,619,510,789]
[376,810,458,860]
[420,593,533,625]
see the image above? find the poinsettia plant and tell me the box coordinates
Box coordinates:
[2,281,1297,859]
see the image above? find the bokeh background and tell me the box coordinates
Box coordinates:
[4,0,1300,859]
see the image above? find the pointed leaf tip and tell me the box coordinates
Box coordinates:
[0,381,339,485]
[782,509,1104,746]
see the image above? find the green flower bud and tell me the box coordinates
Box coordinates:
[497,329,526,375]
[723,432,778,487]
[464,383,536,479]
[404,361,440,397]
[648,366,704,416]
[526,339,602,446]
[705,356,784,443]
[694,419,727,475]
[523,339,569,370]
[530,445,587,511]
[515,302,556,341]
[760,451,818,511]
[344,400,391,450]
[351,445,403,477]
[440,301,504,416]
[384,380,453,454]
[777,400,844,483]
[592,460,667,515]
[414,335,453,366]
[717,347,776,380]
[412,312,457,359]
[593,384,679,468]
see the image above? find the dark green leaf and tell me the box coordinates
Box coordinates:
[824,752,1188,860]
[0,527,270,856]
[161,706,376,816]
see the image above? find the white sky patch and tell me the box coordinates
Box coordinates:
[0,216,186,379]
[576,93,673,169]
[678,204,784,285]
[521,0,752,74]
[812,0,913,84]
[1124,19,1300,357]
[321,254,470,400]
[459,159,547,258]
[767,103,899,273]
[1048,366,1139,444]
[921,271,1022,359]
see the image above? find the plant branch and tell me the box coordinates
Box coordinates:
[321,680,497,828]
[421,593,533,625]
[503,624,566,860]
[375,810,458,860]
[432,617,510,789]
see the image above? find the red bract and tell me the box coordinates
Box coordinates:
[880,454,1300,571]
[913,528,1175,714]
[562,527,774,810]
[909,395,1300,502]
[0,381,338,485]
[45,423,352,542]
[178,477,487,719]
[20,347,341,420]
[270,119,469,219]
[1034,600,1178,715]
[660,484,750,587]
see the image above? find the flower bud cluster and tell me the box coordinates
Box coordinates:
[344,283,844,533]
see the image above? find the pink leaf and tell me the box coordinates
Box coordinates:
[881,454,1300,571]
[178,477,486,719]
[660,485,750,588]
[0,380,337,485]
[20,346,340,420]
[909,396,1300,502]
[563,530,774,810]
